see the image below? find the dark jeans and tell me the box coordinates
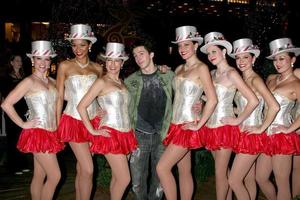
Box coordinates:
[130,130,164,200]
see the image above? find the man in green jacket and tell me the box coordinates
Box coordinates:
[125,39,174,200]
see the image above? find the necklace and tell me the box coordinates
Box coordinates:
[107,76,122,85]
[75,59,89,68]
[276,72,293,85]
[215,69,227,78]
[33,74,48,84]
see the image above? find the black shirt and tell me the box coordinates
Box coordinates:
[136,70,167,134]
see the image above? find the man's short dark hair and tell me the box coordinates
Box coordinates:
[131,39,155,54]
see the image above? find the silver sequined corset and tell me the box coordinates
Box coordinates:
[97,90,131,132]
[266,93,295,135]
[206,83,236,128]
[234,91,264,127]
[293,102,300,132]
[24,89,57,131]
[292,101,300,119]
[172,77,204,124]
[64,75,98,120]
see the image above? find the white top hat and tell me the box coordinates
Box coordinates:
[229,38,260,58]
[266,38,300,59]
[171,26,203,45]
[200,32,232,54]
[66,24,97,44]
[99,42,129,61]
[26,40,57,58]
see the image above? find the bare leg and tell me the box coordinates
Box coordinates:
[244,163,257,200]
[75,163,81,200]
[293,155,300,197]
[69,142,93,200]
[33,153,61,200]
[255,154,276,200]
[214,148,232,200]
[272,155,292,200]
[31,156,46,200]
[226,176,233,200]
[177,151,193,200]
[105,154,131,200]
[156,144,189,200]
[228,153,258,200]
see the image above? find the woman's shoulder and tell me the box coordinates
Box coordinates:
[175,64,184,74]
[12,76,35,92]
[59,59,72,65]
[48,77,56,84]
[266,74,278,81]
[294,68,300,79]
[250,73,264,84]
[226,67,239,78]
[94,76,106,85]
[59,59,74,70]
[251,74,267,89]
[23,75,35,84]
[194,61,209,71]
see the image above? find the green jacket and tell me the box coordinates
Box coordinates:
[125,70,174,140]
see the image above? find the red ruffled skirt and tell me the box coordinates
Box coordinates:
[264,132,300,156]
[162,123,205,149]
[234,131,268,154]
[17,128,64,153]
[90,126,138,155]
[57,114,98,143]
[204,125,240,151]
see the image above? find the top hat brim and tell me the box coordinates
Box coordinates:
[171,37,203,45]
[200,41,232,55]
[266,48,300,59]
[229,49,260,59]
[99,53,129,62]
[26,53,57,58]
[66,37,97,44]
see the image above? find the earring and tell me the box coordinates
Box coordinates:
[252,63,255,67]
[291,63,294,67]
[89,48,91,52]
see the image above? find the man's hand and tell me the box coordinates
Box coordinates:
[158,65,171,74]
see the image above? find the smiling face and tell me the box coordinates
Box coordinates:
[105,58,123,75]
[32,56,51,74]
[71,39,91,59]
[133,46,153,70]
[235,52,255,72]
[10,55,23,71]
[177,40,198,60]
[272,52,296,74]
[206,45,225,66]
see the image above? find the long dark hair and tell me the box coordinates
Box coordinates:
[8,54,25,78]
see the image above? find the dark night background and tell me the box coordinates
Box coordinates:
[0,1,300,199]
[0,0,299,78]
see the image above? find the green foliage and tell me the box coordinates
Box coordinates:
[255,59,277,80]
[193,149,215,182]
[95,155,111,187]
[293,196,300,200]
[94,149,215,187]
